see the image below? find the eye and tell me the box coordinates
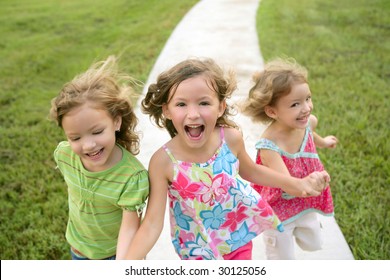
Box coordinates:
[68,137,80,142]
[176,102,186,107]
[291,103,299,108]
[200,101,210,106]
[93,130,103,135]
[306,96,312,101]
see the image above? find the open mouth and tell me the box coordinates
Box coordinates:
[297,115,309,122]
[185,125,204,139]
[86,148,104,160]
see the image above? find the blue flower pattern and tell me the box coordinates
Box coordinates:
[185,234,215,260]
[226,222,257,251]
[229,178,258,207]
[173,202,192,230]
[213,144,237,175]
[200,204,230,229]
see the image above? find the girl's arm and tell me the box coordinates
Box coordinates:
[310,115,338,149]
[116,210,141,259]
[258,149,323,196]
[122,148,169,260]
[225,127,328,197]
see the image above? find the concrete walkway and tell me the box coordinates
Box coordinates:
[135,0,354,260]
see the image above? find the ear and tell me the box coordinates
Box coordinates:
[162,103,171,120]
[264,105,277,119]
[114,116,122,131]
[218,99,227,118]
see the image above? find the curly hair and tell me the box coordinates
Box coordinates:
[49,56,141,155]
[141,58,238,138]
[241,57,308,124]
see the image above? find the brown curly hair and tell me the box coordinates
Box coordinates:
[141,58,238,138]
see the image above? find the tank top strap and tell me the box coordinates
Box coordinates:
[162,145,177,164]
[219,125,225,141]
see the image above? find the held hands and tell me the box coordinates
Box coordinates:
[301,170,331,197]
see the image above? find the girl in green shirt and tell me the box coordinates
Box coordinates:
[50,56,149,260]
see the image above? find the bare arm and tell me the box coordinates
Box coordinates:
[225,127,329,196]
[121,149,169,260]
[116,210,141,259]
[310,115,338,149]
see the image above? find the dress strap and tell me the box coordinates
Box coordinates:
[255,138,281,154]
[162,145,177,163]
[219,126,225,140]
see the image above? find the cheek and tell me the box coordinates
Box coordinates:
[69,142,82,155]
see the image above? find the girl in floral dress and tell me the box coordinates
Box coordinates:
[241,58,338,259]
[124,58,329,260]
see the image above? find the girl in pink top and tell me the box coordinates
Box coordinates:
[242,58,338,259]
[123,58,330,260]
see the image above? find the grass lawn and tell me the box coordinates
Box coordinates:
[257,0,389,259]
[0,0,198,260]
[0,0,388,260]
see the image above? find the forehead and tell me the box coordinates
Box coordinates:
[62,103,112,131]
[169,75,218,100]
[279,83,311,101]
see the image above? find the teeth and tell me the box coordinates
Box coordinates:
[187,125,200,128]
[89,150,101,156]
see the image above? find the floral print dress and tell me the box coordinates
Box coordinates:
[163,127,283,260]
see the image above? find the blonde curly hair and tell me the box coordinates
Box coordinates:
[50,56,141,155]
[241,57,308,124]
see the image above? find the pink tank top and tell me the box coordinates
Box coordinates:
[253,125,334,224]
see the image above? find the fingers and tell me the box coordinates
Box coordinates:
[320,170,331,183]
[326,135,338,148]
[302,189,320,197]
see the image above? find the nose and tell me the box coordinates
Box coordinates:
[187,105,200,119]
[83,138,96,151]
[303,100,312,113]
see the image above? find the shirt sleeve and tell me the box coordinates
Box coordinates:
[117,169,149,216]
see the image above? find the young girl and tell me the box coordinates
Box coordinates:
[49,56,149,260]
[123,58,329,260]
[241,58,338,259]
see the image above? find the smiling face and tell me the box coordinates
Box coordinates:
[162,75,226,150]
[266,82,313,130]
[61,101,122,172]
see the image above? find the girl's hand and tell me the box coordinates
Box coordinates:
[323,136,338,149]
[301,170,330,197]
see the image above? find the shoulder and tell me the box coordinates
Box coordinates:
[149,146,172,174]
[223,126,243,144]
[120,145,147,171]
[223,126,245,156]
[261,122,286,142]
[55,141,71,152]
[309,114,318,131]
[148,146,172,187]
[255,138,280,153]
[54,141,72,161]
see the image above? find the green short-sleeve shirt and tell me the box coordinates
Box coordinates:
[54,141,149,259]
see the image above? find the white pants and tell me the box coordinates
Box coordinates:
[262,212,323,260]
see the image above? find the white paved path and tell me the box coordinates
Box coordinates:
[135,0,354,260]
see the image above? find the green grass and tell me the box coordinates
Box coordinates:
[257,0,389,259]
[1,0,388,261]
[0,0,198,260]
